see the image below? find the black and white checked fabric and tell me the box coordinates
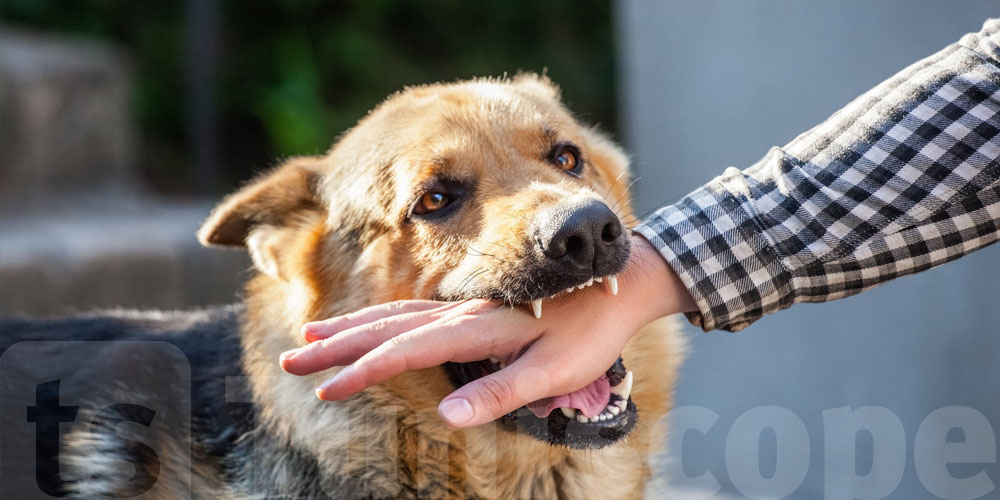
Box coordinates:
[636,18,1000,332]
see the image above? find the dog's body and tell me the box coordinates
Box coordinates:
[1,76,684,499]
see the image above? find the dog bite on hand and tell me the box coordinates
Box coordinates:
[199,74,685,497]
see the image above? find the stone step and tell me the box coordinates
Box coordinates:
[0,192,249,317]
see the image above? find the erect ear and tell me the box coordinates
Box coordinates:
[510,72,561,101]
[197,156,325,278]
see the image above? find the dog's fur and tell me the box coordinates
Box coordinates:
[0,75,684,499]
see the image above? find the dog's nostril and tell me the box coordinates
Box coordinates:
[601,221,621,243]
[565,235,584,257]
[535,201,623,270]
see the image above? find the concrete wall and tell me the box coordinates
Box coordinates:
[616,2,1000,499]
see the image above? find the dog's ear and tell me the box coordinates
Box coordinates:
[510,72,561,101]
[198,156,325,278]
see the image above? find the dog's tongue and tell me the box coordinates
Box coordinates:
[525,375,610,419]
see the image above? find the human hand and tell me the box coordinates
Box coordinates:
[279,234,695,427]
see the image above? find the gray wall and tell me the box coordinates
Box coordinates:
[616,2,1000,499]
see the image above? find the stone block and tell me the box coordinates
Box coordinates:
[0,26,135,193]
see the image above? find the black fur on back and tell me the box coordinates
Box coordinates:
[1,307,398,499]
[1,307,255,497]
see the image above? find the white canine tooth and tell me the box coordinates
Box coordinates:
[560,407,577,419]
[609,405,621,415]
[615,399,627,411]
[488,356,500,364]
[607,275,619,295]
[576,414,589,423]
[595,277,603,283]
[531,299,542,319]
[586,278,594,287]
[609,370,633,400]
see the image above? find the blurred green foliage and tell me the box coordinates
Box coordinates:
[3,0,617,193]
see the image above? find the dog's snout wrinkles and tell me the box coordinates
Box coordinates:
[536,200,624,274]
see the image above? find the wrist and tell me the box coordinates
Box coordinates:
[620,233,696,325]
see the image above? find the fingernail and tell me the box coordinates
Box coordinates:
[302,321,324,334]
[278,350,296,368]
[439,398,474,426]
[314,366,351,399]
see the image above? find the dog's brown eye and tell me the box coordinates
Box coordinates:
[550,143,582,174]
[414,191,451,215]
[555,149,578,171]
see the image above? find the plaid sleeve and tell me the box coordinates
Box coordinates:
[635,18,1000,332]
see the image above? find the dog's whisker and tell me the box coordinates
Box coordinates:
[609,176,641,214]
[501,212,530,223]
[463,244,498,259]
[456,268,489,293]
[602,170,630,203]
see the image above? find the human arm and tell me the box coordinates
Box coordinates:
[636,18,1000,332]
[280,19,1000,427]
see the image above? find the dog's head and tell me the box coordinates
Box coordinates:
[199,75,641,449]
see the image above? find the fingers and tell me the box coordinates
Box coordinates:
[281,303,461,375]
[301,300,448,342]
[313,325,460,401]
[437,351,556,428]
[314,301,523,401]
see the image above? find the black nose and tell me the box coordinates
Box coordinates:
[535,200,625,274]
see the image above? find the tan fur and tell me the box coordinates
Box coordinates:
[202,74,685,499]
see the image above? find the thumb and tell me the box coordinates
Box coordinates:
[437,359,555,428]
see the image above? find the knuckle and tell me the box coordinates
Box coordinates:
[351,358,377,384]
[383,334,407,351]
[464,299,500,315]
[366,317,394,333]
[476,376,516,414]
[386,300,410,313]
[318,336,339,350]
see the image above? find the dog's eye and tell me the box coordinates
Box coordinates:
[414,191,452,215]
[550,143,581,174]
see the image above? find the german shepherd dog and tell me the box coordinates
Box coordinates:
[0,75,684,499]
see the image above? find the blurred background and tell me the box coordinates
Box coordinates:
[0,0,616,314]
[1,1,998,499]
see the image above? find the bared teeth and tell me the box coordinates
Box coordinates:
[535,276,619,315]
[609,370,632,400]
[560,407,577,419]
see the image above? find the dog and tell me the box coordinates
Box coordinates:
[0,75,684,499]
